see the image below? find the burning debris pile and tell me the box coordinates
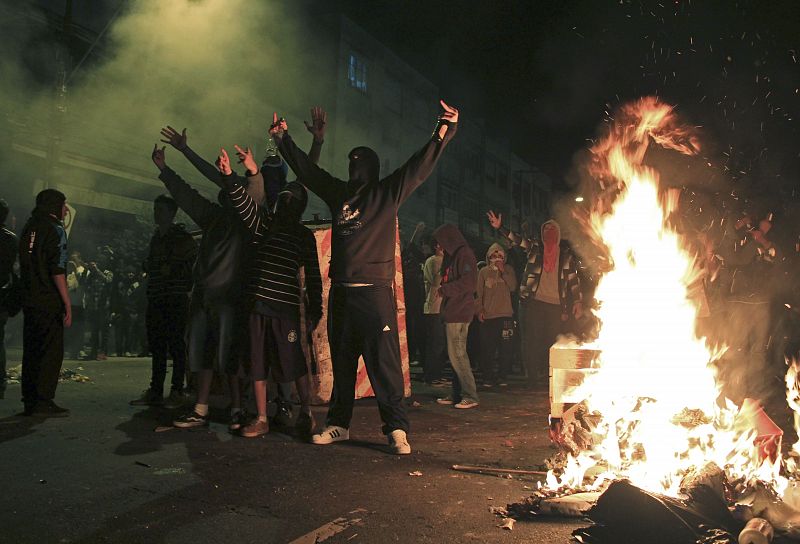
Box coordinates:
[506,99,800,543]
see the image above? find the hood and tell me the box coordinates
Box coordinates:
[33,188,66,219]
[261,156,289,207]
[485,242,506,263]
[273,181,308,223]
[541,219,561,247]
[433,223,468,255]
[348,146,380,186]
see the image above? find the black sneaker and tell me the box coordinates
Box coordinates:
[229,410,249,432]
[272,403,293,427]
[129,389,164,406]
[32,401,70,417]
[295,411,315,442]
[173,410,209,428]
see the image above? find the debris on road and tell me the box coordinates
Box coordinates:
[5,365,91,384]
[451,464,547,477]
[408,471,423,477]
[498,517,515,530]
[134,461,152,468]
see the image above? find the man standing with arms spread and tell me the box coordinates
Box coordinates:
[270,100,458,455]
[19,189,71,416]
[130,195,197,407]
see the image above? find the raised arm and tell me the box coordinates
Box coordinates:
[161,126,264,205]
[151,144,218,229]
[216,148,269,237]
[303,106,327,165]
[270,112,343,208]
[386,100,459,205]
[487,210,536,251]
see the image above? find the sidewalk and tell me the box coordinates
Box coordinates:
[0,356,580,543]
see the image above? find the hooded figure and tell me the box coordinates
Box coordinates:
[490,216,583,386]
[261,155,290,210]
[476,242,516,321]
[218,169,322,439]
[271,100,458,449]
[433,223,480,408]
[475,242,517,385]
[434,224,477,324]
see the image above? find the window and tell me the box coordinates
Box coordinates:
[348,53,367,92]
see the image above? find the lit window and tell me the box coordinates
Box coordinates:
[348,53,367,92]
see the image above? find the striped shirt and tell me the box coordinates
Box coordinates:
[227,182,322,319]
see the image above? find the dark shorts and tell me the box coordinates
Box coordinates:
[247,312,307,382]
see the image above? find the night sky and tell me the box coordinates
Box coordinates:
[336,0,799,193]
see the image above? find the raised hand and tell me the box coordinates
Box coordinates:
[233,144,258,175]
[486,210,502,229]
[215,148,232,176]
[269,112,288,139]
[151,144,167,171]
[303,106,328,143]
[439,100,459,124]
[160,126,188,151]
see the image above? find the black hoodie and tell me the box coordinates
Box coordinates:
[276,123,457,284]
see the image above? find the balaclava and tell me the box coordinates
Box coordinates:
[348,146,380,190]
[273,182,308,224]
[261,155,289,209]
[541,220,561,273]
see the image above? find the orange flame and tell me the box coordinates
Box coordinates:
[547,98,789,497]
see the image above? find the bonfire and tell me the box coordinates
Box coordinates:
[520,98,800,543]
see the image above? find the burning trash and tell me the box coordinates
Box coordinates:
[506,98,800,543]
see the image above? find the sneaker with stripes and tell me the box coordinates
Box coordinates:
[311,425,349,445]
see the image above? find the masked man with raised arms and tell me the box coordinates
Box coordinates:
[269,100,458,455]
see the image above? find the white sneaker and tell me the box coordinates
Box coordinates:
[454,399,479,409]
[311,425,349,445]
[388,429,411,455]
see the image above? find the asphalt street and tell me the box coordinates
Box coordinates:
[0,354,583,543]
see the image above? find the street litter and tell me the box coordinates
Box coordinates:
[408,471,423,477]
[5,365,92,384]
[134,461,152,468]
[154,467,185,475]
[498,518,515,531]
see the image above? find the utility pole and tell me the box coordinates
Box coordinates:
[44,0,73,190]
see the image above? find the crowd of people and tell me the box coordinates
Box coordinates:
[2,97,797,453]
[0,100,459,456]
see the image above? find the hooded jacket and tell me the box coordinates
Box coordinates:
[476,242,516,319]
[158,167,249,304]
[276,121,457,284]
[434,224,477,323]
[497,219,582,313]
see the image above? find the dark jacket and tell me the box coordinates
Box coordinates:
[19,212,67,312]
[158,167,249,304]
[277,123,457,284]
[498,220,582,313]
[0,225,18,288]
[144,223,197,300]
[434,224,477,323]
